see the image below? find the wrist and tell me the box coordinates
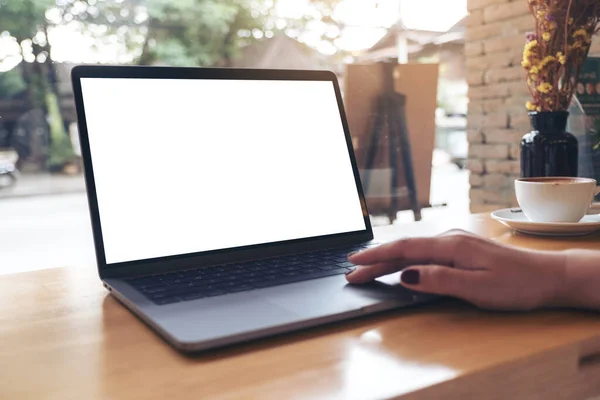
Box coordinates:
[539,250,570,309]
[548,249,600,310]
[544,250,571,308]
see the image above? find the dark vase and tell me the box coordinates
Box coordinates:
[520,111,578,178]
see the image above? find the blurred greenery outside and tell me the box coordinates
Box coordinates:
[0,0,467,172]
[0,0,350,171]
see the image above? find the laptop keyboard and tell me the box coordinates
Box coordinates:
[125,244,374,305]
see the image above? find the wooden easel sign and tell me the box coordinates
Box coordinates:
[344,61,439,222]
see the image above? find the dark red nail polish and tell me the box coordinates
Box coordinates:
[401,270,420,285]
[345,268,356,275]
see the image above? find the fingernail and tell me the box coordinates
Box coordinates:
[345,267,356,276]
[400,270,420,285]
[348,251,359,258]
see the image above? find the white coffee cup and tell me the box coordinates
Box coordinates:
[514,177,597,223]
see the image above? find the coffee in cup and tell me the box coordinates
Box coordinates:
[514,177,597,223]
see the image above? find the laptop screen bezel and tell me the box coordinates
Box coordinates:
[71,65,374,279]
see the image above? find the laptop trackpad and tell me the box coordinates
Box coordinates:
[259,273,419,318]
[152,293,302,344]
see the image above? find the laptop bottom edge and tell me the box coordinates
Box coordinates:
[106,280,439,354]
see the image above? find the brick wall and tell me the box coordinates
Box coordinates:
[465,0,600,213]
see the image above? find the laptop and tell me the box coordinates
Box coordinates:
[71,65,435,352]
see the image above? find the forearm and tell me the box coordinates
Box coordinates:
[555,249,600,311]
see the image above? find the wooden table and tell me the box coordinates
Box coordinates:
[2,213,600,400]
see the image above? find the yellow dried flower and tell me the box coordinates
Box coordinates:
[522,39,539,70]
[522,3,600,115]
[525,40,538,51]
[536,82,553,93]
[538,55,556,69]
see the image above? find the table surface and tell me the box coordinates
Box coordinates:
[2,213,600,400]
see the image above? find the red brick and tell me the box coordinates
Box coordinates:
[466,22,504,42]
[484,173,512,188]
[470,173,484,187]
[509,144,521,160]
[470,188,486,204]
[510,161,522,175]
[486,159,520,174]
[467,129,485,144]
[509,51,525,67]
[466,41,484,57]
[505,96,530,108]
[483,34,525,54]
[484,128,523,144]
[505,96,532,115]
[483,1,530,24]
[467,70,485,86]
[468,101,484,114]
[467,113,484,128]
[507,81,530,96]
[470,143,510,159]
[468,112,508,130]
[465,10,484,27]
[467,52,512,71]
[510,113,531,130]
[468,0,508,12]
[483,113,509,129]
[469,82,510,100]
[484,66,525,84]
[466,13,533,42]
[466,159,485,174]
[481,98,504,113]
[507,13,535,33]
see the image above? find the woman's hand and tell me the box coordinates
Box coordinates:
[346,230,568,311]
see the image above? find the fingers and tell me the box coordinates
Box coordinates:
[348,236,454,267]
[398,265,487,299]
[345,262,403,284]
[348,230,488,268]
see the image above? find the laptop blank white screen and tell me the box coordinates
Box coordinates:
[80,78,367,264]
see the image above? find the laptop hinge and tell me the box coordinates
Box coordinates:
[100,231,373,280]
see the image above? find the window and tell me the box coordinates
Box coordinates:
[0,0,468,274]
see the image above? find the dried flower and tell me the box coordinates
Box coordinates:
[537,82,553,93]
[522,0,600,112]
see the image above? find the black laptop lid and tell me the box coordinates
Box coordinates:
[71,66,372,277]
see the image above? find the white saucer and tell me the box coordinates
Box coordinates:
[490,208,600,236]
